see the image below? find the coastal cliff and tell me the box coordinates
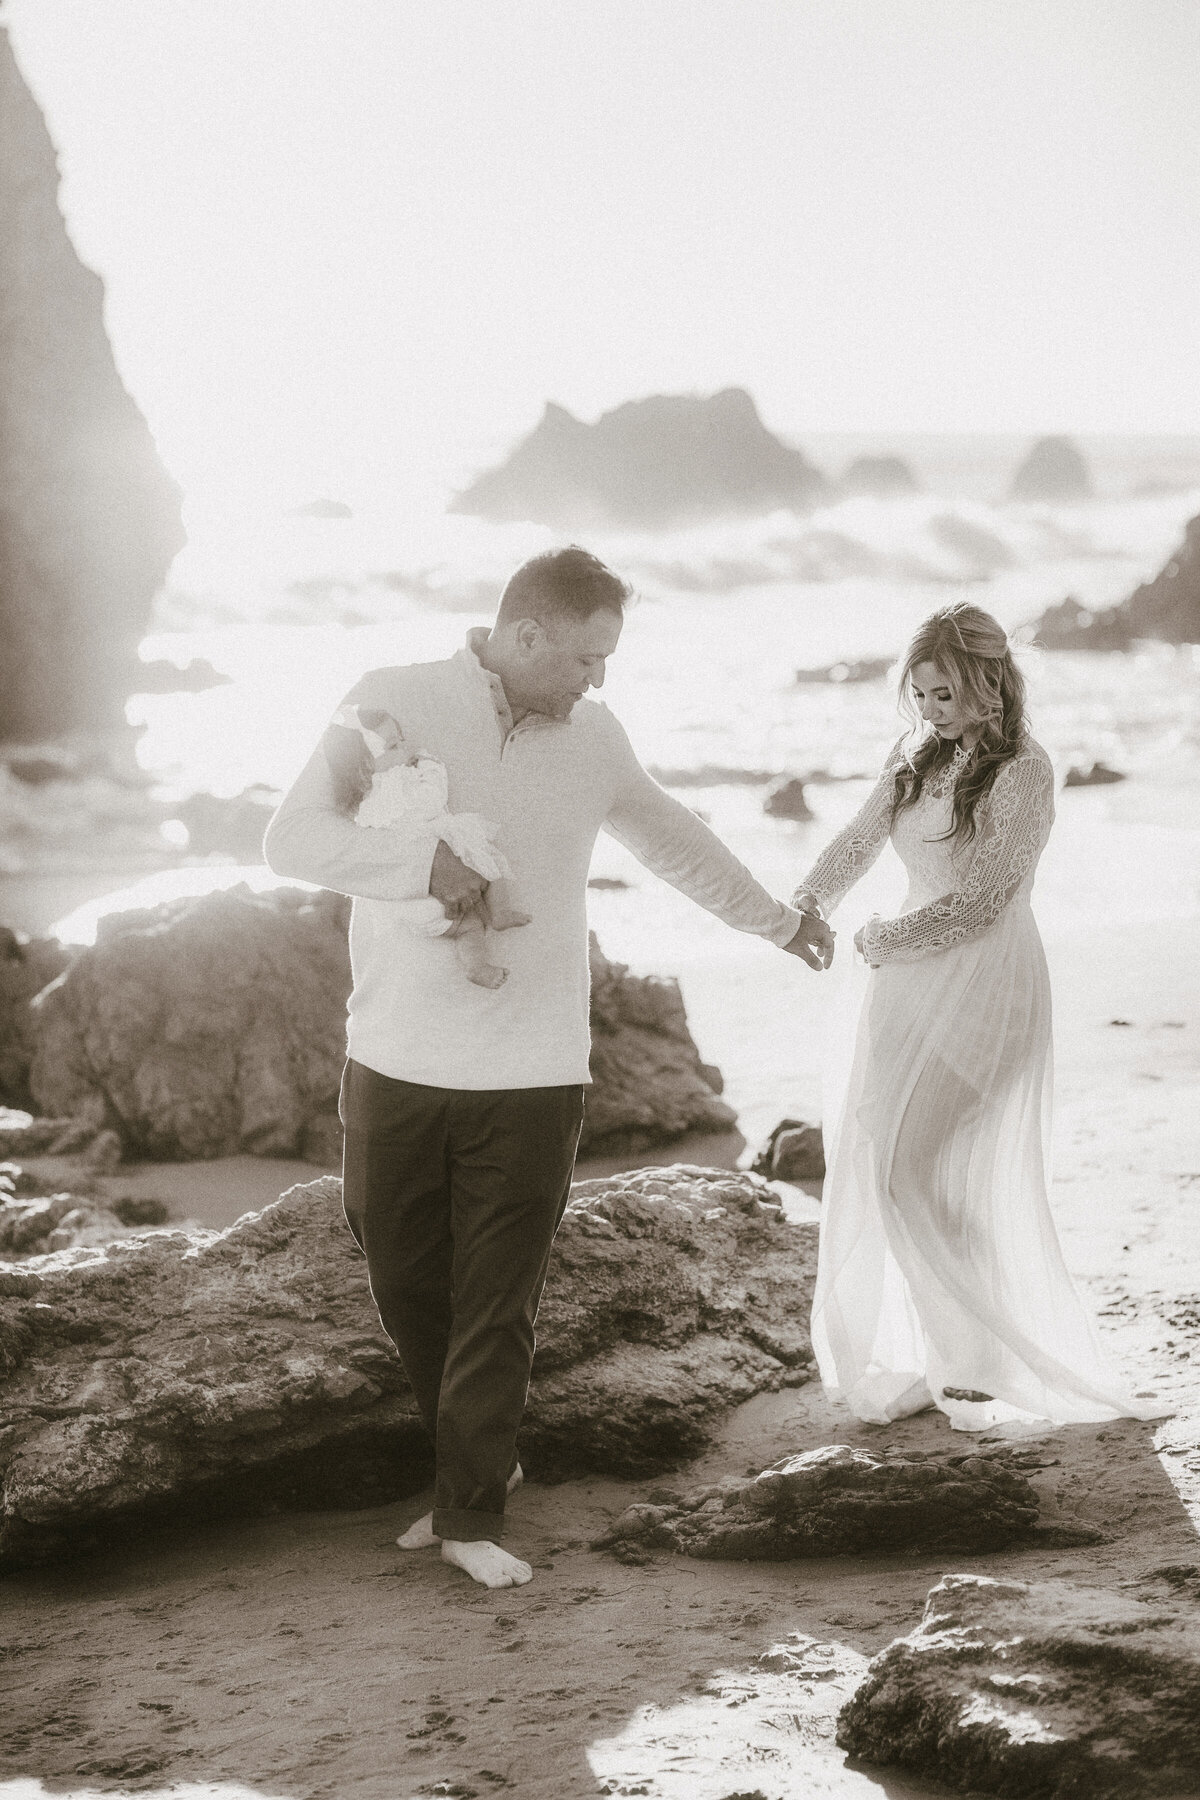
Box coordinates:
[1033,512,1200,648]
[0,29,184,744]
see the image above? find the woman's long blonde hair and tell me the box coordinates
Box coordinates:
[892,602,1028,843]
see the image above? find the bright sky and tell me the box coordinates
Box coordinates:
[7,0,1200,505]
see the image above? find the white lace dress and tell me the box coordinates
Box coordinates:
[796,734,1160,1431]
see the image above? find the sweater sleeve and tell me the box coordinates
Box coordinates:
[262,680,440,903]
[791,738,907,917]
[861,751,1055,965]
[601,715,804,947]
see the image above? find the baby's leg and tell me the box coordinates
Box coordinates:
[453,908,508,990]
[481,876,531,932]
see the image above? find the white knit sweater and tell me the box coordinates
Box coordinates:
[264,631,804,1089]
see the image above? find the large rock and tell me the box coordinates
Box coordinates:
[1008,435,1094,502]
[1030,514,1200,649]
[583,935,736,1154]
[0,29,185,743]
[838,1570,1200,1797]
[598,1444,1053,1562]
[27,887,736,1160]
[0,1165,817,1566]
[30,886,353,1159]
[452,389,830,529]
[0,928,73,1108]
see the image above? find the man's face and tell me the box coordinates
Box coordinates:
[514,609,624,719]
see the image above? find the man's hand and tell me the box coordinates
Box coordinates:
[782,913,836,971]
[429,839,486,923]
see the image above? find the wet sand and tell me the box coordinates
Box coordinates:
[2,917,1198,1797]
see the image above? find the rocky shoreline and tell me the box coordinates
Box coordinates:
[1,919,1198,1798]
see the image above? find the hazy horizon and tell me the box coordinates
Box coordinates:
[6,0,1200,511]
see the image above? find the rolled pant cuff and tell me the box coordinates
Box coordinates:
[433,1506,507,1543]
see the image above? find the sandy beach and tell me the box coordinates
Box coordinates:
[2,901,1197,1800]
[4,8,1200,1793]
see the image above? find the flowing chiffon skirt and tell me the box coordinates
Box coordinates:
[811,900,1163,1431]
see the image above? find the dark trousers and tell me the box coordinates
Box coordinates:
[339,1059,584,1543]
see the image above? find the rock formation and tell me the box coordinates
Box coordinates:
[0,930,73,1109]
[763,776,814,821]
[583,939,736,1153]
[1031,593,1138,650]
[22,886,735,1161]
[0,29,185,743]
[1008,436,1094,503]
[1,1189,166,1258]
[597,1444,1066,1562]
[840,454,920,498]
[0,1165,817,1566]
[752,1116,825,1182]
[838,1569,1200,1797]
[452,389,830,529]
[1120,512,1200,640]
[30,886,354,1159]
[289,497,353,519]
[1031,515,1200,649]
[1063,761,1125,788]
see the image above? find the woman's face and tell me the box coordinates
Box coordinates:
[910,660,970,742]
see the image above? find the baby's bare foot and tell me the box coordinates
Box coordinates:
[441,1540,533,1588]
[396,1464,524,1551]
[943,1386,994,1403]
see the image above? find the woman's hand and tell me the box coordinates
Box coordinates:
[854,918,881,967]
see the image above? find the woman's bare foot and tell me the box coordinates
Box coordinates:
[943,1386,994,1403]
[441,1540,533,1588]
[396,1463,524,1551]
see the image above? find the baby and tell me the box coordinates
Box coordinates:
[323,704,529,989]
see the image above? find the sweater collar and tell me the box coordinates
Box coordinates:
[458,627,562,733]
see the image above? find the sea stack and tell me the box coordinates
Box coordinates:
[1008,435,1094,502]
[453,388,830,529]
[840,454,920,498]
[0,29,185,745]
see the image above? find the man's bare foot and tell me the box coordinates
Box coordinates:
[396,1511,440,1551]
[943,1386,994,1403]
[441,1540,533,1588]
[396,1463,524,1551]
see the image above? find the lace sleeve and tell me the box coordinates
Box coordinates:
[792,739,907,917]
[861,750,1055,965]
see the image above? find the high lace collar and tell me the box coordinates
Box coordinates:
[923,740,971,797]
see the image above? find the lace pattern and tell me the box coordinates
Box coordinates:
[865,746,1054,963]
[794,738,1056,964]
[791,737,910,918]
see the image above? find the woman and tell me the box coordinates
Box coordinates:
[792,602,1162,1432]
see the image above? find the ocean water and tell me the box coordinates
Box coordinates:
[92,435,1200,1144]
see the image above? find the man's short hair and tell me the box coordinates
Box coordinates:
[496,546,632,629]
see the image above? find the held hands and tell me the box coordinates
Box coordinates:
[782,912,836,971]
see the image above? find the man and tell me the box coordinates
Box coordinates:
[264,546,834,1589]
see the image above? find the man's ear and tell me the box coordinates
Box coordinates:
[513,618,542,655]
